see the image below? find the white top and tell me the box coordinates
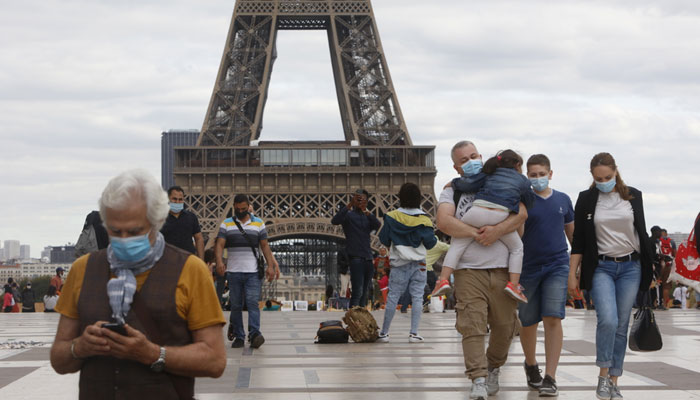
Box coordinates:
[594,192,640,257]
[438,186,509,270]
[43,295,58,310]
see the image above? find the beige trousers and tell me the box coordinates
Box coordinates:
[454,267,520,380]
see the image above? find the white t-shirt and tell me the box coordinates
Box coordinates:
[438,186,509,270]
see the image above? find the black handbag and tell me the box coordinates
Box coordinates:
[233,219,265,280]
[628,291,663,352]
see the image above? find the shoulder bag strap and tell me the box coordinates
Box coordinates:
[132,293,194,400]
[233,219,259,259]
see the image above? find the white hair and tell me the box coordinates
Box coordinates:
[99,169,170,231]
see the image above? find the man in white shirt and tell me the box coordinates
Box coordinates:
[436,140,527,400]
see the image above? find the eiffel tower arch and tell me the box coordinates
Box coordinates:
[173,0,437,294]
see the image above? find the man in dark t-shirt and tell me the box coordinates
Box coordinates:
[160,186,204,259]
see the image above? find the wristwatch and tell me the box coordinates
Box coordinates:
[150,346,166,372]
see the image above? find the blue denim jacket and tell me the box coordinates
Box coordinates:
[452,168,535,213]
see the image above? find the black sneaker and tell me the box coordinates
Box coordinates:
[524,362,543,390]
[231,338,245,348]
[539,375,558,397]
[250,332,265,349]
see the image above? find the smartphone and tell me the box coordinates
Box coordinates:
[101,322,127,336]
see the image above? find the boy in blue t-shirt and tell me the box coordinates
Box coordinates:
[518,154,574,397]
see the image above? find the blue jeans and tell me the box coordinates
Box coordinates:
[227,272,262,340]
[518,264,569,327]
[350,258,373,307]
[381,261,427,335]
[590,259,641,377]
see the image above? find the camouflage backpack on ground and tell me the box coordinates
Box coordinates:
[342,306,379,343]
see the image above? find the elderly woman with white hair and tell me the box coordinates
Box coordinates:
[50,169,227,399]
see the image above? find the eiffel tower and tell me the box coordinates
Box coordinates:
[173,0,436,289]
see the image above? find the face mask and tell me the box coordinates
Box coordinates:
[596,178,616,193]
[110,232,152,262]
[530,177,549,192]
[234,210,249,220]
[169,202,184,213]
[461,159,483,177]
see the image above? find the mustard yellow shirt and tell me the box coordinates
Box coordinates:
[55,253,225,332]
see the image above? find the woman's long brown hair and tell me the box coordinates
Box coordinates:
[589,152,633,200]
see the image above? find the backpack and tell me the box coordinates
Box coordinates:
[315,320,349,343]
[342,307,379,343]
[659,237,673,256]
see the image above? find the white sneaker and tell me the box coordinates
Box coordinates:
[376,332,390,343]
[469,377,487,400]
[486,366,500,395]
[408,333,424,343]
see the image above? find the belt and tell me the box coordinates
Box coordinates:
[599,252,639,263]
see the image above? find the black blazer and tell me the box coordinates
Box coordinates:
[571,186,654,291]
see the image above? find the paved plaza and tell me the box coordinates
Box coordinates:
[1,308,700,399]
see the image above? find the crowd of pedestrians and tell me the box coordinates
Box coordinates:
[36,145,696,399]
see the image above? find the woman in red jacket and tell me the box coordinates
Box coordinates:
[3,285,15,313]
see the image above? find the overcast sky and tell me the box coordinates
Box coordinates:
[1,0,699,257]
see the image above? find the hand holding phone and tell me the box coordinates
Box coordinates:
[101,322,127,336]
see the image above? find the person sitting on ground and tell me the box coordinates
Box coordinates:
[44,285,59,312]
[433,149,535,303]
[377,182,437,343]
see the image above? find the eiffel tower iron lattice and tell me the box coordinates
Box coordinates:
[172,0,437,294]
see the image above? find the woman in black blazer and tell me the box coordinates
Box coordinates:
[567,153,653,400]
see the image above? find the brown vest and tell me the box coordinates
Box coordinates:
[77,244,194,400]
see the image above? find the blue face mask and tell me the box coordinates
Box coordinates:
[169,202,184,213]
[596,178,616,193]
[110,232,152,262]
[461,159,483,177]
[530,177,549,192]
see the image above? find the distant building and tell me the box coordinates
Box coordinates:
[21,263,72,279]
[41,246,52,262]
[669,232,689,248]
[20,244,31,260]
[161,129,199,190]
[3,240,20,261]
[50,245,76,264]
[0,264,22,283]
[275,274,326,302]
[0,248,4,262]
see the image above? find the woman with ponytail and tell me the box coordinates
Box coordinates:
[568,152,654,399]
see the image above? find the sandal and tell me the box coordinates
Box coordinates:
[227,324,234,341]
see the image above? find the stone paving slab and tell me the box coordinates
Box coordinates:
[1,309,700,398]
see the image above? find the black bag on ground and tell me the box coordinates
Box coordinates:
[629,291,663,352]
[315,320,349,344]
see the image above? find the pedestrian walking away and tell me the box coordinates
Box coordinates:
[376,183,437,343]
